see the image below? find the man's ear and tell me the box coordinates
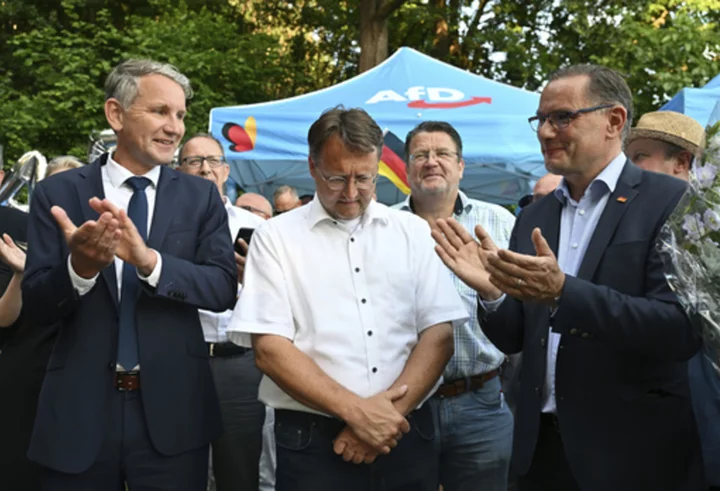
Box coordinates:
[308,157,316,178]
[607,106,628,139]
[105,98,125,133]
[673,151,693,176]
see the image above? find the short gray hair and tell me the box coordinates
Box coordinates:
[105,59,193,108]
[548,64,634,142]
[274,185,298,201]
[307,106,383,165]
[46,155,84,177]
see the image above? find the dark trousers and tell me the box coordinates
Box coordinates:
[274,404,438,491]
[517,414,580,491]
[209,350,265,491]
[42,389,209,491]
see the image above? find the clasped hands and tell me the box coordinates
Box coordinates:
[432,218,565,306]
[52,197,156,279]
[332,385,410,465]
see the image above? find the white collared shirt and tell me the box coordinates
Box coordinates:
[199,196,263,343]
[227,198,468,415]
[68,153,163,296]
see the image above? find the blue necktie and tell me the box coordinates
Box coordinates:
[117,176,151,371]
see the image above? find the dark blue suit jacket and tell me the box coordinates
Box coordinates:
[483,162,704,490]
[22,155,238,474]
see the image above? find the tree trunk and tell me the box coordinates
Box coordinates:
[358,0,407,73]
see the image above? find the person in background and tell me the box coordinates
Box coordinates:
[236,192,273,220]
[45,156,84,178]
[393,120,515,491]
[627,111,719,491]
[273,185,301,214]
[177,133,266,491]
[433,64,704,491]
[626,111,705,181]
[227,107,468,491]
[299,194,313,205]
[517,174,563,211]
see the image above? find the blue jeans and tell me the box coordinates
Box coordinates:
[429,376,514,491]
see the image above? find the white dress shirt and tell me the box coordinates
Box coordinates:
[227,198,468,415]
[199,197,263,344]
[68,153,163,296]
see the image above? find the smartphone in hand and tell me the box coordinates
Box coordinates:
[234,228,255,256]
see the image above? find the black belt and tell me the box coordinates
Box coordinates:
[206,342,251,358]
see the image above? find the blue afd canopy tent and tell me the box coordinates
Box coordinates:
[661,74,720,126]
[209,47,544,205]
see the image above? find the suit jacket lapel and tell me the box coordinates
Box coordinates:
[76,154,119,307]
[147,165,177,250]
[576,161,641,280]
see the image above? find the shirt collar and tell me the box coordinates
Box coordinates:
[554,152,626,204]
[106,151,161,190]
[400,190,470,216]
[307,194,389,229]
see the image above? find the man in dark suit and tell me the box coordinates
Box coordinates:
[433,64,704,491]
[22,59,237,490]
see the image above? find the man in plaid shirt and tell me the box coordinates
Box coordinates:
[394,121,515,491]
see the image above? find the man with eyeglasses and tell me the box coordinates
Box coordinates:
[226,107,468,491]
[433,64,704,491]
[236,193,273,220]
[177,133,266,491]
[392,121,515,491]
[273,185,302,214]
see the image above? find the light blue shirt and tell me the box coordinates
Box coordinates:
[394,190,516,379]
[541,152,626,412]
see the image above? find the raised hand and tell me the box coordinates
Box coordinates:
[0,233,26,274]
[345,385,410,454]
[333,427,380,464]
[486,227,565,306]
[51,205,121,279]
[432,218,503,300]
[88,198,156,275]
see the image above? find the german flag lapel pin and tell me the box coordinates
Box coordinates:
[616,196,628,203]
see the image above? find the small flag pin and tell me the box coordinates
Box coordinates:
[616,196,628,203]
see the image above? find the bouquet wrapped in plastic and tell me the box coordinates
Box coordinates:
[658,104,720,376]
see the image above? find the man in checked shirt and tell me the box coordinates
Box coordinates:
[393,121,515,491]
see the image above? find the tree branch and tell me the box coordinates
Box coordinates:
[465,0,490,40]
[377,0,409,20]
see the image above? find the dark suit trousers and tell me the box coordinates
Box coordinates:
[42,389,209,491]
[274,404,438,491]
[517,414,580,491]
[208,350,265,491]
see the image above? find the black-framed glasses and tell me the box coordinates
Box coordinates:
[409,149,459,164]
[181,155,226,168]
[239,205,271,218]
[315,167,378,191]
[528,104,614,132]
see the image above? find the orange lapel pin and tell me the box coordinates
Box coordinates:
[616,196,628,203]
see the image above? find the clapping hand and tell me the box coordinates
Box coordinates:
[0,233,26,274]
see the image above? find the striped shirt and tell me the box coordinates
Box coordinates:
[393,190,516,379]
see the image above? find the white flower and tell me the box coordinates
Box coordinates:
[695,164,718,189]
[683,213,705,242]
[705,208,720,232]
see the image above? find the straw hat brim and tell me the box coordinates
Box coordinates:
[628,128,702,155]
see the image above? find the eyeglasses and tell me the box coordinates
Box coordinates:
[181,155,226,168]
[528,104,614,132]
[239,205,271,218]
[409,149,459,164]
[315,167,378,192]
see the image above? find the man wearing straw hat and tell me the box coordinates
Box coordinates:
[625,110,705,181]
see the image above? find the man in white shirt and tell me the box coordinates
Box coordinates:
[227,107,468,491]
[177,134,266,491]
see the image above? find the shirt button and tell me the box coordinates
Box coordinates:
[571,243,579,249]
[367,330,373,336]
[372,367,378,373]
[579,209,585,216]
[350,238,355,242]
[361,298,367,304]
[355,267,360,273]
